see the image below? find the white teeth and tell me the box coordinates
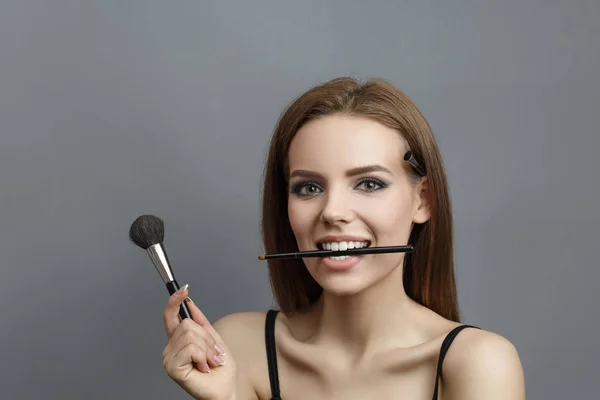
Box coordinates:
[329,255,350,260]
[319,241,369,252]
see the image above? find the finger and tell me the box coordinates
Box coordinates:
[185,297,227,355]
[163,284,189,339]
[170,320,225,369]
[169,342,212,374]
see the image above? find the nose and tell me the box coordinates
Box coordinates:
[320,189,352,225]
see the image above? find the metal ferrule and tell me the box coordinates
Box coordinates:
[146,243,174,283]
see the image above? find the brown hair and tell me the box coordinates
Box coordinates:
[260,77,460,322]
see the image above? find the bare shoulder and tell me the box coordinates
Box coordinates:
[212,311,269,356]
[213,311,268,338]
[212,311,271,399]
[442,327,526,399]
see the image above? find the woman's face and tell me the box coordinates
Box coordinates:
[287,114,430,296]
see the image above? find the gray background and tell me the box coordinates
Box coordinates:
[0,0,598,399]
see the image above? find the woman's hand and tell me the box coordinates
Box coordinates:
[161,285,237,400]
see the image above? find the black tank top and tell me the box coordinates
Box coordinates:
[264,309,479,400]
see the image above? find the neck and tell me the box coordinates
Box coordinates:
[308,266,415,357]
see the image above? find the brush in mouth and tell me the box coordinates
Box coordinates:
[316,240,371,260]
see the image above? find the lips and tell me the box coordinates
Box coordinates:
[312,236,372,264]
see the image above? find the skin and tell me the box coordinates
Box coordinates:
[161,114,526,400]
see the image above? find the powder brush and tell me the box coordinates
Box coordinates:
[129,214,191,320]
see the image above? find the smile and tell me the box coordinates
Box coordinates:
[317,240,371,260]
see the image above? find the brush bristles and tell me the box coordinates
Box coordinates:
[129,214,165,249]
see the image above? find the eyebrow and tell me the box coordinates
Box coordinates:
[289,165,394,179]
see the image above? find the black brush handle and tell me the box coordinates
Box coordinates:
[166,280,192,320]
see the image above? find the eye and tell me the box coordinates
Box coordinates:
[355,178,387,192]
[290,182,323,197]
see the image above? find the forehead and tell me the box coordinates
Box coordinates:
[288,114,407,173]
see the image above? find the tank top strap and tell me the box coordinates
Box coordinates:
[265,309,281,400]
[432,324,480,400]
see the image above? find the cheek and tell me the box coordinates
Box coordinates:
[288,200,315,241]
[360,193,414,240]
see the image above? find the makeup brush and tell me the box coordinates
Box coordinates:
[258,244,414,260]
[129,214,191,320]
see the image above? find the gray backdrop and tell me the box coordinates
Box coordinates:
[1,0,598,399]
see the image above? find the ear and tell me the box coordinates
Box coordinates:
[412,176,431,224]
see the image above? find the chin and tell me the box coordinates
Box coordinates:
[318,279,371,297]
[308,267,379,297]
[306,257,404,297]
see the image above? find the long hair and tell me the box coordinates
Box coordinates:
[261,77,460,322]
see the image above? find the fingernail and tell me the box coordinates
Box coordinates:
[186,296,193,303]
[213,355,226,365]
[195,361,210,373]
[214,343,226,355]
[176,284,188,294]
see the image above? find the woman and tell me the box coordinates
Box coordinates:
[160,77,526,400]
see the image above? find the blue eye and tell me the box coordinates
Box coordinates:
[356,178,387,192]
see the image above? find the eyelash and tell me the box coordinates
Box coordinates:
[290,178,388,197]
